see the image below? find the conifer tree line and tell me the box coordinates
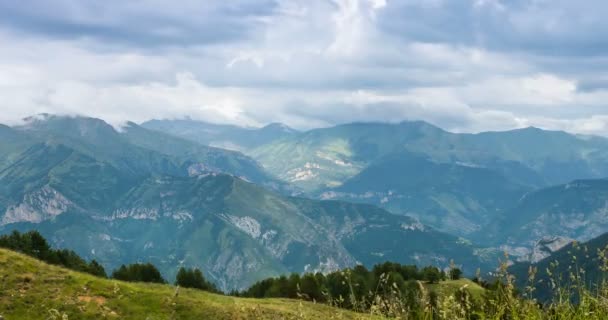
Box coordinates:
[0,230,107,277]
[0,231,217,292]
[236,262,462,307]
[1,230,467,305]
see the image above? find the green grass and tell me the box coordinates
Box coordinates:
[0,249,374,320]
[6,245,608,319]
[424,279,485,301]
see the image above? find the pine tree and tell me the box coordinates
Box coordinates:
[175,267,216,292]
[112,263,165,283]
[88,260,107,278]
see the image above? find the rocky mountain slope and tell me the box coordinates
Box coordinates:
[0,115,486,290]
[485,179,608,255]
[1,167,484,290]
[243,122,608,241]
[321,150,530,236]
[509,231,608,301]
[12,114,277,186]
[249,122,608,193]
[143,118,608,261]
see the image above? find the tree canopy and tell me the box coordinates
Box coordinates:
[112,263,166,284]
[0,230,107,278]
[175,267,219,292]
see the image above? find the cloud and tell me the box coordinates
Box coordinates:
[0,0,276,48]
[0,0,607,136]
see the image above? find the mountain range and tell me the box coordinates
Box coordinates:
[141,118,299,152]
[510,231,608,301]
[0,115,484,290]
[3,114,608,290]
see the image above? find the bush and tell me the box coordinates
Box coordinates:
[175,267,218,292]
[422,266,442,284]
[112,263,166,283]
[449,267,463,280]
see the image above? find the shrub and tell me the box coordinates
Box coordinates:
[175,267,218,292]
[112,263,166,283]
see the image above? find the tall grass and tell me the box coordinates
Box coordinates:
[314,248,608,319]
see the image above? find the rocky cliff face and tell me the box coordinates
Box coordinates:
[2,186,73,225]
[0,167,483,290]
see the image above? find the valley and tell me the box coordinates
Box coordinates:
[2,115,608,293]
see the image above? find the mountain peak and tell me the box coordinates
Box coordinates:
[260,122,297,133]
[18,114,119,137]
[21,113,54,124]
[516,126,544,132]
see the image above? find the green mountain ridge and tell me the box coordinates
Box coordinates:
[4,115,608,291]
[11,114,278,187]
[250,121,608,192]
[509,231,608,301]
[0,118,486,290]
[141,118,298,152]
[239,121,608,242]
[322,150,531,236]
[486,179,608,252]
[1,167,484,290]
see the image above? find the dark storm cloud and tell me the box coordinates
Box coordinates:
[0,0,277,48]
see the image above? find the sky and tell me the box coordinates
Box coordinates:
[1,0,608,135]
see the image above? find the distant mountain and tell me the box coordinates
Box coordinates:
[246,121,608,237]
[0,168,484,290]
[141,119,298,152]
[4,114,608,289]
[0,115,487,290]
[250,121,444,192]
[120,121,292,192]
[510,232,608,301]
[443,127,608,186]
[11,114,280,188]
[322,150,531,236]
[485,179,608,254]
[0,124,35,167]
[251,122,608,193]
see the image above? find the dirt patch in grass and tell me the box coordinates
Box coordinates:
[77,295,107,305]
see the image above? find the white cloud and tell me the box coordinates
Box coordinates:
[0,0,607,137]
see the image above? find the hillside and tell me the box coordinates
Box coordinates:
[324,150,530,236]
[0,116,489,291]
[509,232,608,302]
[1,171,486,291]
[0,248,372,319]
[141,119,298,152]
[10,114,276,186]
[244,121,608,241]
[249,122,608,193]
[484,179,608,253]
